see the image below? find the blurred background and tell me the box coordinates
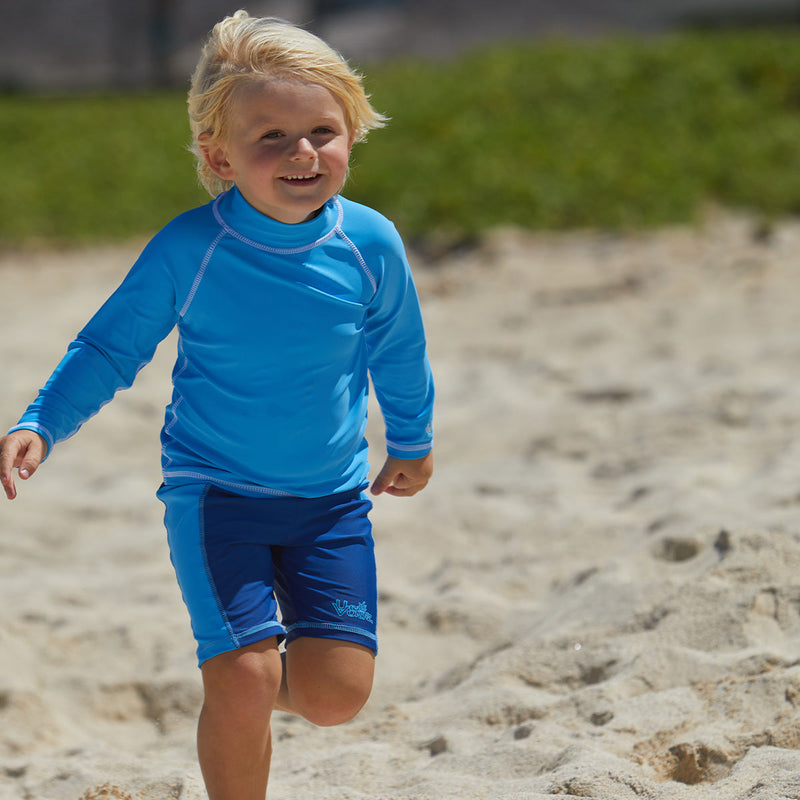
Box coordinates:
[1,0,800,247]
[1,0,799,90]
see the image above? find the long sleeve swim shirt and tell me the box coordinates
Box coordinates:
[10,188,434,498]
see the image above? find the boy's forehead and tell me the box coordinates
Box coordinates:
[233,77,329,105]
[230,78,346,123]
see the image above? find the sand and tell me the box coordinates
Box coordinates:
[2,210,800,798]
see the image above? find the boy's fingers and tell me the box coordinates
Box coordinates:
[374,472,417,497]
[369,474,389,496]
[0,477,15,500]
[371,453,433,497]
[0,437,21,499]
[369,463,396,496]
[18,439,45,480]
[0,433,46,499]
[384,477,419,497]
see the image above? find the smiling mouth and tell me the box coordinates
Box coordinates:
[281,174,321,184]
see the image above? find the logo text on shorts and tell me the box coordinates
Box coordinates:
[332,599,373,623]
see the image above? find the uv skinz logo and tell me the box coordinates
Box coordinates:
[332,599,373,623]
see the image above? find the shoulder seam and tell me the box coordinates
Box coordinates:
[179,228,226,318]
[335,227,377,293]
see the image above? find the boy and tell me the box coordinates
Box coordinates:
[0,11,434,800]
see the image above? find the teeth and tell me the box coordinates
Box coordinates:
[284,174,316,181]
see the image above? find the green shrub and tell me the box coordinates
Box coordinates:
[3,30,800,247]
[351,30,800,240]
[0,92,205,245]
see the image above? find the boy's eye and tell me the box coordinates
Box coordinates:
[261,130,283,140]
[313,126,335,135]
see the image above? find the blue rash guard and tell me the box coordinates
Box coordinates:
[10,187,434,498]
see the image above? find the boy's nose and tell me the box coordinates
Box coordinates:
[290,137,315,159]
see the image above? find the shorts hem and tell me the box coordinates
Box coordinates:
[197,621,287,667]
[285,621,378,654]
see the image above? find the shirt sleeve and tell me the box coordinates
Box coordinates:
[365,227,434,459]
[8,239,179,455]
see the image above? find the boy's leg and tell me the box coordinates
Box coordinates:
[198,637,283,800]
[276,637,375,726]
[270,491,378,725]
[196,636,373,800]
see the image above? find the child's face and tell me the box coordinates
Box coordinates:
[202,78,355,224]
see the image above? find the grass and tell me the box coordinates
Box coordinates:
[0,93,205,245]
[3,29,800,248]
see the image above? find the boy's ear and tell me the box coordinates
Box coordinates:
[200,138,235,181]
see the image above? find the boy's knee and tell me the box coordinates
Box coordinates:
[298,682,372,727]
[290,669,373,726]
[202,641,283,708]
[284,638,374,726]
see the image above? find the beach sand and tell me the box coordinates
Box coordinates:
[2,211,800,798]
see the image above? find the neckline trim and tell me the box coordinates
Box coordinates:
[211,189,343,255]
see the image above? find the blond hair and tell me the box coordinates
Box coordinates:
[187,10,386,196]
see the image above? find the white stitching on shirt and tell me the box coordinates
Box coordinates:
[206,194,377,294]
[180,229,225,317]
[211,194,343,255]
[334,228,377,293]
[162,471,296,497]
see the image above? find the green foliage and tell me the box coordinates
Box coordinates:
[0,92,206,245]
[3,30,800,246]
[350,30,800,240]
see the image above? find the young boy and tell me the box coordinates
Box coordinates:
[0,11,434,800]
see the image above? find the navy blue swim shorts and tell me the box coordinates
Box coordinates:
[157,483,377,666]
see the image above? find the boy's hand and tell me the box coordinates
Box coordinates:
[0,431,48,500]
[370,452,433,497]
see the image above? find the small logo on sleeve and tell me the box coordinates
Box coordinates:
[332,599,374,623]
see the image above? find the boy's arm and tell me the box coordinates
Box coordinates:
[364,232,434,473]
[370,452,433,497]
[9,236,179,459]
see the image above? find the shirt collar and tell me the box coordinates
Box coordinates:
[212,185,341,251]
